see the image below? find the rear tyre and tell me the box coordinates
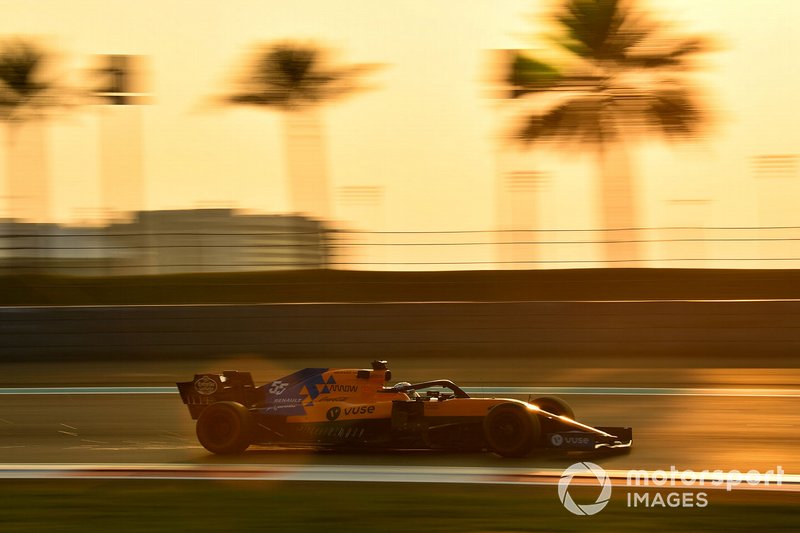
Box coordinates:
[196,401,253,454]
[483,403,541,458]
[531,396,575,420]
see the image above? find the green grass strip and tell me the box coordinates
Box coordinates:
[0,480,798,532]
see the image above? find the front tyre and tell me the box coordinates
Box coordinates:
[531,396,575,420]
[196,401,253,454]
[483,403,541,458]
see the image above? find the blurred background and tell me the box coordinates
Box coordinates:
[2,2,800,530]
[1,0,799,273]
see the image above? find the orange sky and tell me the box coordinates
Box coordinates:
[2,0,800,267]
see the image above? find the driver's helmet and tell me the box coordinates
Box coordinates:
[392,382,419,398]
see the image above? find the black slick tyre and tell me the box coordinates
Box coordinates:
[483,403,541,458]
[196,401,253,454]
[531,396,575,420]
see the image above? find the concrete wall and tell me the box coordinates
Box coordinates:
[2,301,799,363]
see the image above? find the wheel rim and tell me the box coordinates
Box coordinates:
[207,414,233,445]
[200,410,239,448]
[491,412,524,446]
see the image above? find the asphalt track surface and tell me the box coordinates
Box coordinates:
[1,388,798,478]
[2,300,799,488]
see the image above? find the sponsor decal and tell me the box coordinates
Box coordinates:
[549,433,593,448]
[317,397,347,403]
[268,380,290,395]
[329,384,358,393]
[266,403,303,412]
[273,397,302,404]
[343,405,375,417]
[194,376,218,396]
[325,405,376,421]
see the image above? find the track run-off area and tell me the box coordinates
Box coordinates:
[1,386,798,477]
[0,463,796,493]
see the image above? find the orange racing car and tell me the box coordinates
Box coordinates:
[177,361,632,457]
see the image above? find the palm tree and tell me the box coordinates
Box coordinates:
[0,39,61,222]
[225,42,376,220]
[504,0,714,264]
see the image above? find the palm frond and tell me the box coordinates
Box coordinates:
[0,42,45,97]
[625,37,712,68]
[507,52,563,98]
[504,0,714,146]
[0,40,58,121]
[227,92,284,106]
[557,0,646,61]
[647,87,704,138]
[517,94,614,146]
[227,42,379,111]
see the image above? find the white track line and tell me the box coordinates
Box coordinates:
[2,386,800,397]
[4,299,800,310]
[0,463,797,492]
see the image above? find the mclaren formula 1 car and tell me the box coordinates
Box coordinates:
[177,361,632,457]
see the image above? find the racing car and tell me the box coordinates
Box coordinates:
[177,361,632,457]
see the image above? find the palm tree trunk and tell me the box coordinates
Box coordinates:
[281,109,331,220]
[4,125,14,218]
[493,102,542,269]
[598,141,640,266]
[5,120,50,223]
[99,106,145,222]
[5,121,50,273]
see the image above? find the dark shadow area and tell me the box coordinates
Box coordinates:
[5,267,800,305]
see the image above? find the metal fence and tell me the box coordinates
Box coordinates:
[4,223,800,273]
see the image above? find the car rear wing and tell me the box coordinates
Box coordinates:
[177,371,256,419]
